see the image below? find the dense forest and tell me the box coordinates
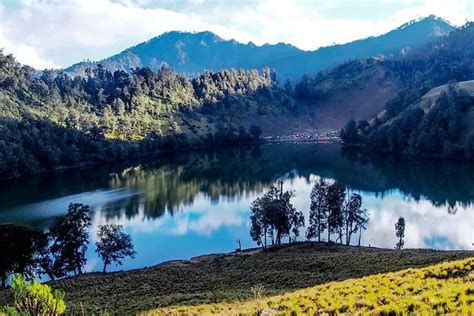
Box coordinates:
[339,23,474,159]
[0,50,294,179]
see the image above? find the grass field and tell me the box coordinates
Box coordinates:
[149,257,474,315]
[0,243,472,314]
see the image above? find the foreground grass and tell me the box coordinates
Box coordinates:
[148,258,474,315]
[0,243,472,314]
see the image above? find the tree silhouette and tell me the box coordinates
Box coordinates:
[50,203,91,275]
[95,224,136,273]
[326,182,346,243]
[249,183,302,247]
[306,179,328,242]
[0,225,45,287]
[395,217,406,250]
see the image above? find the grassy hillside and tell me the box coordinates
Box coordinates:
[149,257,474,315]
[1,243,470,314]
[296,59,398,129]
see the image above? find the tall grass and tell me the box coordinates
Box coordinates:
[148,258,474,315]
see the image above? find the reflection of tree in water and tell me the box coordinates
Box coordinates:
[100,143,474,221]
[340,147,474,208]
[2,143,471,226]
[103,146,272,220]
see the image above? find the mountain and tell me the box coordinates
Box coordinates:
[66,16,454,80]
[339,22,474,159]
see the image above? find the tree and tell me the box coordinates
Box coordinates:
[50,203,91,275]
[306,179,328,242]
[326,182,346,243]
[395,217,405,250]
[250,195,270,248]
[0,225,45,287]
[35,232,62,281]
[249,125,262,140]
[355,207,369,246]
[340,120,359,144]
[249,183,300,247]
[344,193,362,245]
[95,224,136,273]
[289,210,305,242]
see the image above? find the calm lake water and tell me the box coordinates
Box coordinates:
[0,143,473,273]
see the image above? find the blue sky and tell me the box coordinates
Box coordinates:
[0,0,473,69]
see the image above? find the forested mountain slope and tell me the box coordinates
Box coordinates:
[66,16,453,81]
[0,51,299,179]
[338,23,474,159]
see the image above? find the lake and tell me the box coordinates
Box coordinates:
[0,143,473,273]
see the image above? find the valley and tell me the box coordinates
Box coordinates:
[1,4,474,315]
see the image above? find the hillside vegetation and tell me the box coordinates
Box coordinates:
[341,81,474,159]
[148,257,474,315]
[339,23,474,158]
[0,50,299,179]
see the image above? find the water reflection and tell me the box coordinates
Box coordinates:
[0,143,473,271]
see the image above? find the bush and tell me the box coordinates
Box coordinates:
[2,275,66,316]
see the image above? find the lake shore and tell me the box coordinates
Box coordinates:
[2,242,471,314]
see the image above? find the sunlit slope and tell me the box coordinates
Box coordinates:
[147,258,474,315]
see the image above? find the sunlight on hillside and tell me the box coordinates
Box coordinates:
[147,258,474,315]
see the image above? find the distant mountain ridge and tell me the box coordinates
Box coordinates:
[66,15,454,80]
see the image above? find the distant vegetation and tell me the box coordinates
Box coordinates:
[151,257,474,315]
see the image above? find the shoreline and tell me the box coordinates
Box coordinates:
[0,139,341,183]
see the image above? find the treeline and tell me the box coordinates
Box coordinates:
[249,179,369,248]
[1,203,135,287]
[1,51,281,115]
[0,50,286,178]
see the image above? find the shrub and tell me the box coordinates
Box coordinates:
[2,275,66,316]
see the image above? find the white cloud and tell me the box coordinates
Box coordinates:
[0,0,472,69]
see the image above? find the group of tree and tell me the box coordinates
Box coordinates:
[249,181,305,247]
[0,49,286,179]
[249,179,369,248]
[306,179,369,245]
[0,203,135,287]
